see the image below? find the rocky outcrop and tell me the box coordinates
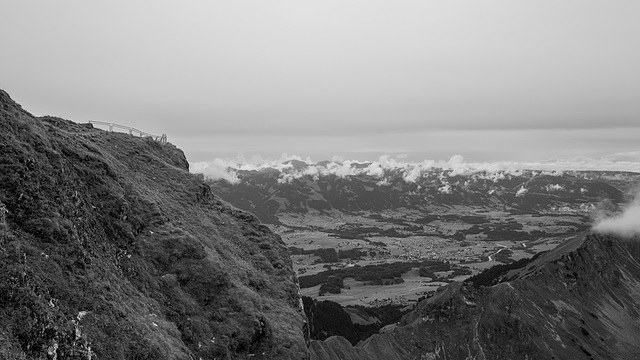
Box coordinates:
[0,89,308,359]
[309,232,640,359]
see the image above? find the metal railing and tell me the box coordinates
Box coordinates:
[89,121,167,144]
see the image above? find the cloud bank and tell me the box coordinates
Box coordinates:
[192,154,640,185]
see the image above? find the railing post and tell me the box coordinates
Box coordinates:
[89,121,166,144]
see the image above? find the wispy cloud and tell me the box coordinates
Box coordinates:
[606,151,640,162]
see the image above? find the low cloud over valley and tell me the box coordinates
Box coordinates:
[193,154,640,186]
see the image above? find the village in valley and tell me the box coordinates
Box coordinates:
[270,208,582,307]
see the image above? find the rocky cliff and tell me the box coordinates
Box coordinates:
[309,231,640,359]
[0,90,309,359]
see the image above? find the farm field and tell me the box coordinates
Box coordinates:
[272,207,585,307]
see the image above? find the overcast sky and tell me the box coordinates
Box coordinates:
[2,1,639,167]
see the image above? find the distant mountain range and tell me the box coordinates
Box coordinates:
[206,160,639,224]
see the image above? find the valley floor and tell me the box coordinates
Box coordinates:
[271,207,587,307]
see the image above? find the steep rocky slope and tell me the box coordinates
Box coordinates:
[0,90,308,359]
[309,232,640,360]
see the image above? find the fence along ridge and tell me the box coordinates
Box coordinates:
[89,120,167,144]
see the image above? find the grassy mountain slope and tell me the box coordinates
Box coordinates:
[0,90,308,359]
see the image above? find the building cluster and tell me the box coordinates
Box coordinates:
[367,295,408,307]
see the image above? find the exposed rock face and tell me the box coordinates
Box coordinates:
[309,232,640,359]
[0,90,308,359]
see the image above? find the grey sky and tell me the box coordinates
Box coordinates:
[2,1,639,165]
